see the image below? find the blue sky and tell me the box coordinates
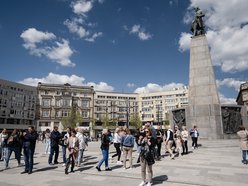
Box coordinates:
[0,0,247,103]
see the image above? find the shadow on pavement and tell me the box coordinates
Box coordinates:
[110,165,123,170]
[85,156,97,161]
[76,165,94,172]
[83,161,98,166]
[33,166,58,173]
[152,175,168,185]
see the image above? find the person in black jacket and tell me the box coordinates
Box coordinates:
[48,126,61,165]
[139,128,156,186]
[21,126,38,174]
[95,128,112,171]
[5,129,21,169]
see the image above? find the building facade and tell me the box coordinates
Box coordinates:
[0,79,36,130]
[36,83,94,134]
[236,81,248,114]
[94,91,139,136]
[138,87,188,126]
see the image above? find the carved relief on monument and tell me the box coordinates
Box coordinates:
[221,106,242,134]
[172,109,186,130]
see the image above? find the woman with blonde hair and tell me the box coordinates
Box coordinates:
[96,128,112,171]
[111,127,123,164]
[181,126,189,155]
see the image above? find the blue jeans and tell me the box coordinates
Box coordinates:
[242,150,248,161]
[98,149,109,168]
[49,145,59,164]
[6,146,21,167]
[77,149,85,165]
[23,146,35,172]
[62,145,67,163]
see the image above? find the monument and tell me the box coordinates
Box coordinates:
[186,7,223,139]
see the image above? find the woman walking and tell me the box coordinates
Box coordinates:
[111,127,123,165]
[181,126,189,155]
[5,129,21,169]
[237,125,248,164]
[96,129,112,171]
[65,130,79,174]
[44,128,51,154]
[122,128,135,169]
[139,128,156,186]
[0,129,9,162]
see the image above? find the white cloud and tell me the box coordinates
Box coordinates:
[72,0,93,16]
[219,93,236,104]
[217,78,245,92]
[65,0,103,42]
[127,83,136,88]
[20,28,56,44]
[85,32,103,42]
[64,18,90,38]
[134,82,186,93]
[20,28,75,67]
[179,0,248,73]
[19,72,114,92]
[129,24,152,41]
[86,82,114,92]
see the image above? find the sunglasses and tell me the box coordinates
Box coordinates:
[145,131,149,133]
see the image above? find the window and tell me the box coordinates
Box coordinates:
[82,111,89,118]
[42,99,50,107]
[62,110,70,117]
[63,99,71,107]
[56,100,61,107]
[42,110,50,117]
[82,100,89,108]
[55,111,61,117]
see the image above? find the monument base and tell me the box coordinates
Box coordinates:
[186,104,223,139]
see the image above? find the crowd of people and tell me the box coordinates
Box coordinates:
[1,123,248,185]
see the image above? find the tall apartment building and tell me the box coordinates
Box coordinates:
[93,87,188,134]
[94,91,139,135]
[0,79,36,130]
[36,83,94,133]
[236,81,248,114]
[138,87,188,125]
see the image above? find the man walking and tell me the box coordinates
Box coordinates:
[21,126,38,174]
[49,126,61,165]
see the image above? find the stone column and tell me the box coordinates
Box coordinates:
[186,35,223,139]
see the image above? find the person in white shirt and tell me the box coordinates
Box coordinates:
[111,127,123,164]
[76,128,87,167]
[181,126,189,155]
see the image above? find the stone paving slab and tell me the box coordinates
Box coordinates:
[0,139,248,186]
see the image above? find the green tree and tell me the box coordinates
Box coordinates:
[130,113,142,129]
[61,105,82,130]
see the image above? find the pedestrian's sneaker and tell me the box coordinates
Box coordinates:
[192,147,195,149]
[116,161,122,165]
[139,181,147,186]
[62,163,66,167]
[147,182,152,186]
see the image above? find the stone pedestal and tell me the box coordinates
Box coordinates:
[186,35,223,139]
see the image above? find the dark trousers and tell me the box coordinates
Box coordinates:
[49,146,59,164]
[112,143,121,161]
[192,137,198,148]
[23,146,35,172]
[157,143,162,157]
[182,140,188,154]
[65,149,76,173]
